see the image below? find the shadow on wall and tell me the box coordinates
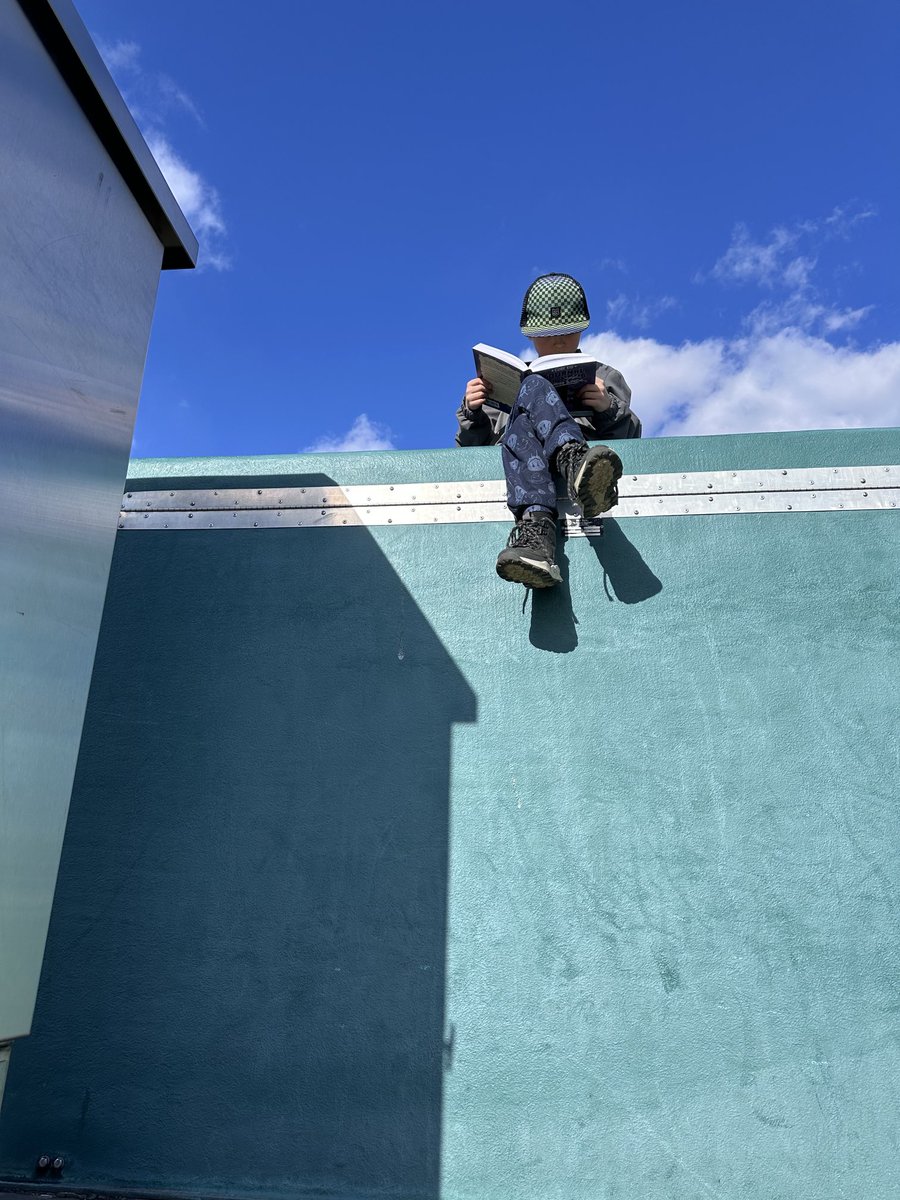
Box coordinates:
[589,519,664,605]
[0,474,477,1200]
[529,519,663,653]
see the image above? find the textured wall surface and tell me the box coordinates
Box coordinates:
[1,429,899,1199]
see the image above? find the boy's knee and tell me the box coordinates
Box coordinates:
[517,374,560,408]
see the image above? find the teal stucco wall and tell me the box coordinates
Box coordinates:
[1,429,899,1199]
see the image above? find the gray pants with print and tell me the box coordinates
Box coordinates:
[501,375,585,516]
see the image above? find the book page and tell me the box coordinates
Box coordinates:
[530,356,598,413]
[473,347,525,412]
[530,355,598,387]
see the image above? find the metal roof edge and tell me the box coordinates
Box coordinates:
[17,0,199,269]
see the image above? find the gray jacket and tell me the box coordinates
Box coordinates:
[455,362,641,446]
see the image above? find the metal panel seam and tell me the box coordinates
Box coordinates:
[118,466,900,530]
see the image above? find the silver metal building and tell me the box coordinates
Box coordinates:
[0,0,197,1096]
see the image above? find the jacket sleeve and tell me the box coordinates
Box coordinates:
[455,400,496,447]
[586,366,642,440]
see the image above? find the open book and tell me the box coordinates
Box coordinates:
[473,344,599,414]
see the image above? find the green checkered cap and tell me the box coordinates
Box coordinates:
[520,273,590,337]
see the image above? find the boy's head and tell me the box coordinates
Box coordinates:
[520,273,590,356]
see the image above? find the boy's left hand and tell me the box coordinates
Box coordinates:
[576,376,612,412]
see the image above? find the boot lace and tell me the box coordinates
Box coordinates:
[509,518,552,550]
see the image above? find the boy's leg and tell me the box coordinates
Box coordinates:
[495,377,578,587]
[556,440,623,520]
[495,509,561,587]
[502,375,623,519]
[494,376,625,587]
[500,375,582,513]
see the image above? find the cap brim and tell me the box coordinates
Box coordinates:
[520,320,590,337]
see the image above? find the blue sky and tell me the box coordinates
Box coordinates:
[79,0,899,456]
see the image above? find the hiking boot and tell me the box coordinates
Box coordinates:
[495,510,561,588]
[555,441,623,519]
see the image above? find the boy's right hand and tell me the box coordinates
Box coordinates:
[464,377,492,411]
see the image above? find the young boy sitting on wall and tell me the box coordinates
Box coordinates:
[456,273,641,588]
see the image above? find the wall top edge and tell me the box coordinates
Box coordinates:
[126,428,900,493]
[17,0,198,269]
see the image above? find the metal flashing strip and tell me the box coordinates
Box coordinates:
[17,0,198,268]
[120,465,900,533]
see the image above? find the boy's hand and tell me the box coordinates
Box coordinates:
[577,376,612,412]
[464,377,492,411]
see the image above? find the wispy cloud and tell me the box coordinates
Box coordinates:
[707,205,876,293]
[700,205,877,340]
[823,203,877,237]
[97,37,227,269]
[100,38,140,74]
[583,204,897,438]
[709,222,803,289]
[606,292,678,331]
[303,415,396,453]
[98,38,206,127]
[743,294,872,339]
[146,134,228,269]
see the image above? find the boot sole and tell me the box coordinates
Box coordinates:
[574,447,623,519]
[496,555,562,588]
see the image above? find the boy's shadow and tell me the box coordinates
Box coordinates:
[527,542,579,654]
[586,518,664,605]
[529,519,662,654]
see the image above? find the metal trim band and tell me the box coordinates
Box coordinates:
[119,465,900,533]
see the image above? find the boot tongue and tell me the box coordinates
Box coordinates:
[523,509,555,524]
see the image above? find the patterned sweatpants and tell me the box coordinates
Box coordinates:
[501,374,586,515]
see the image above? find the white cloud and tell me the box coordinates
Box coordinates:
[99,38,140,74]
[583,329,900,438]
[97,37,227,270]
[522,210,896,444]
[146,133,228,269]
[303,415,396,453]
[589,205,897,437]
